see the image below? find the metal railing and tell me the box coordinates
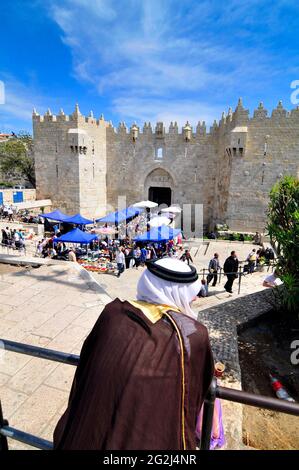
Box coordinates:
[0,338,298,451]
[197,260,275,295]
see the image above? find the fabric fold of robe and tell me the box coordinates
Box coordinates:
[53,298,214,450]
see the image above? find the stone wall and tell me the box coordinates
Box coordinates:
[33,101,299,230]
[106,123,217,229]
[216,101,299,231]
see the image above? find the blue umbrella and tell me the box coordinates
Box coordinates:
[134,226,181,242]
[96,206,143,224]
[64,213,93,225]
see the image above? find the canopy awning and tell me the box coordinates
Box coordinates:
[39,209,69,222]
[132,200,158,208]
[161,206,182,214]
[64,213,93,225]
[96,206,143,224]
[54,228,98,244]
[149,216,171,227]
[134,226,181,242]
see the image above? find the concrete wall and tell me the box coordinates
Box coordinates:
[0,189,36,205]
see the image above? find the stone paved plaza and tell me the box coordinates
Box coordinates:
[0,241,270,449]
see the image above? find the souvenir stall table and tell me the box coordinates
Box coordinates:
[77,250,117,274]
[54,227,117,274]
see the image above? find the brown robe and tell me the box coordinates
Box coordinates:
[53,299,214,450]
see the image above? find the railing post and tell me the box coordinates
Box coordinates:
[0,400,9,451]
[200,377,217,450]
[238,266,242,295]
[218,267,222,284]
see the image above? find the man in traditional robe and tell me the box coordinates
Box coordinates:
[53,258,214,450]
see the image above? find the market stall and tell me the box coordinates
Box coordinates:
[54,227,117,274]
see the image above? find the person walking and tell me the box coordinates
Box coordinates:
[207,253,220,287]
[116,247,125,277]
[198,279,208,297]
[246,249,257,274]
[133,246,141,269]
[140,246,147,266]
[253,232,262,245]
[223,251,239,293]
[180,249,193,265]
[124,247,131,269]
[7,206,14,222]
[1,227,8,245]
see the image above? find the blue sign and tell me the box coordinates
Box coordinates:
[13,191,24,203]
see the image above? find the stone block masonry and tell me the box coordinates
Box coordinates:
[33,100,299,230]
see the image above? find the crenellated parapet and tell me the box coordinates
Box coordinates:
[32,104,108,127]
[218,99,299,137]
[210,120,219,135]
[290,106,299,120]
[271,100,287,120]
[169,121,178,134]
[232,98,249,126]
[32,100,299,139]
[196,121,206,135]
[143,122,153,135]
[253,102,268,120]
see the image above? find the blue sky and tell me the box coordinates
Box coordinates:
[1,0,299,133]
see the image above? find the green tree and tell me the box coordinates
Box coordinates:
[0,132,35,187]
[267,175,299,314]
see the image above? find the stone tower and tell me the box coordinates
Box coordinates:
[214,100,299,231]
[33,104,108,218]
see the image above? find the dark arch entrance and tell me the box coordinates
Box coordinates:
[148,187,171,206]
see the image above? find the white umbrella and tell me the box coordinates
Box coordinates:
[161,206,182,213]
[133,200,158,209]
[149,216,171,227]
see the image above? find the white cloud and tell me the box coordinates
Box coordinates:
[111,97,224,128]
[46,0,298,123]
[0,74,59,129]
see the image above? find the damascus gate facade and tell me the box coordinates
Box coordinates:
[33,99,299,232]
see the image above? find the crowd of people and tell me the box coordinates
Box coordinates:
[1,226,26,250]
[1,203,277,298]
[32,228,276,296]
[0,204,17,222]
[113,241,194,278]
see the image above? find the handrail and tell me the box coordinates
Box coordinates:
[0,339,79,366]
[0,338,298,451]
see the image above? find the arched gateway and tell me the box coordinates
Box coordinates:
[144,168,174,206]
